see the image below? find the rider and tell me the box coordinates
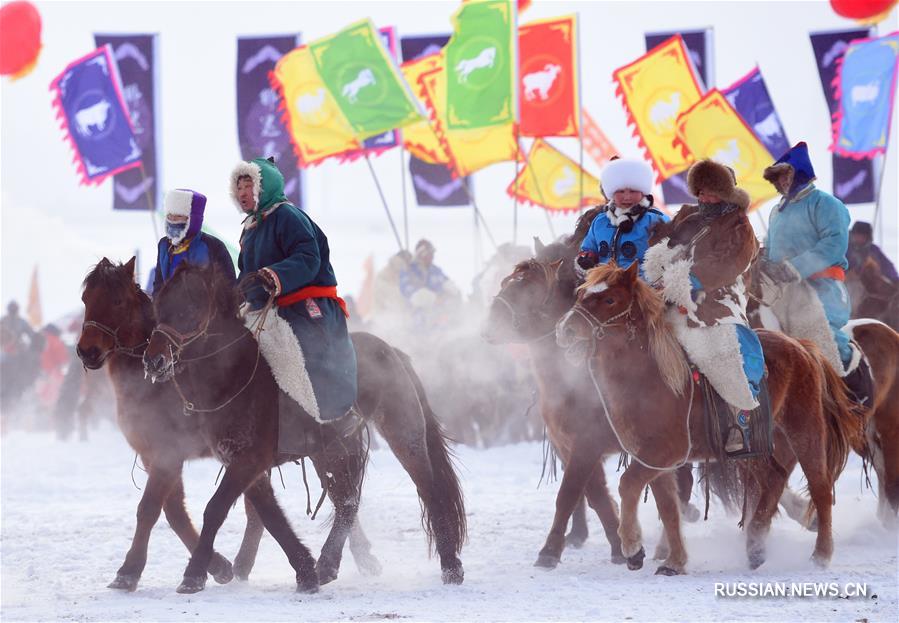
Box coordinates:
[760,141,873,406]
[576,157,669,279]
[231,156,358,432]
[847,221,898,283]
[643,159,763,455]
[152,189,236,294]
[0,301,36,358]
[399,239,461,328]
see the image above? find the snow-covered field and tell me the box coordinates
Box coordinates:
[1,421,897,622]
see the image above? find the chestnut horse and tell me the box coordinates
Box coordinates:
[143,262,465,593]
[556,262,861,573]
[846,258,899,330]
[77,258,383,591]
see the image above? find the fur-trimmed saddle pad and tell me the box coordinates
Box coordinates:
[700,371,772,460]
[243,307,321,422]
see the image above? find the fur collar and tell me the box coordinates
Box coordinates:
[605,196,651,227]
[229,161,262,214]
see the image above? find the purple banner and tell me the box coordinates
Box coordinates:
[237,35,304,208]
[810,29,876,204]
[94,34,159,210]
[646,30,712,205]
[723,67,790,158]
[401,34,469,207]
[49,46,142,186]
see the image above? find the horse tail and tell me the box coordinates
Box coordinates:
[394,348,468,556]
[806,340,864,485]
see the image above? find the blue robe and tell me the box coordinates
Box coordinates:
[152,232,236,295]
[581,207,669,274]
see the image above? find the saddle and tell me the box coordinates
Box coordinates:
[695,366,773,461]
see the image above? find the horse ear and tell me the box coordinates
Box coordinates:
[98,257,111,267]
[624,260,639,282]
[534,236,545,255]
[124,256,136,278]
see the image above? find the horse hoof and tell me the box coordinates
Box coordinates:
[533,554,560,569]
[682,503,701,523]
[296,569,320,594]
[107,573,139,592]
[655,565,681,576]
[208,553,234,585]
[315,561,339,586]
[748,552,765,570]
[626,547,646,571]
[442,564,464,585]
[354,554,383,577]
[610,553,627,565]
[176,575,206,594]
[565,533,587,549]
[811,553,830,569]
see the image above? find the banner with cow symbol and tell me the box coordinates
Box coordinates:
[237,35,304,208]
[519,15,578,137]
[401,33,470,207]
[49,45,142,186]
[93,34,158,210]
[810,28,876,204]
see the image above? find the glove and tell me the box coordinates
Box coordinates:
[255,268,280,296]
[760,259,799,284]
[575,251,599,279]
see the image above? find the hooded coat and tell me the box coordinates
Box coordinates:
[233,157,357,421]
[762,142,853,367]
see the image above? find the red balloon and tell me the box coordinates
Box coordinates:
[0,1,42,77]
[830,0,897,20]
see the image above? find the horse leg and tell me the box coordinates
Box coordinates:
[108,458,180,591]
[348,518,382,576]
[618,463,655,570]
[648,472,688,575]
[232,492,265,581]
[535,448,602,569]
[312,450,364,585]
[745,460,789,569]
[582,463,625,564]
[161,474,234,584]
[676,464,701,522]
[565,496,589,549]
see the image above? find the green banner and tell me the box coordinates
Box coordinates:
[445,0,516,130]
[311,20,422,140]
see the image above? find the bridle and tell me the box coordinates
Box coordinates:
[492,263,559,338]
[80,318,148,360]
[148,280,215,366]
[569,297,636,343]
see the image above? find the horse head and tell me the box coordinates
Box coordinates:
[77,256,152,369]
[483,258,568,344]
[143,262,235,382]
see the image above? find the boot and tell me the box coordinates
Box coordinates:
[724,410,752,456]
[320,405,364,454]
[844,354,874,409]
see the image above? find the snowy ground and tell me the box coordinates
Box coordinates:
[1,422,897,622]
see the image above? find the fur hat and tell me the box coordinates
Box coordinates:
[763,141,816,198]
[599,158,654,196]
[164,189,207,244]
[686,159,750,211]
[850,221,873,239]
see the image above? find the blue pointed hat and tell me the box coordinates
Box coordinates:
[763,141,816,198]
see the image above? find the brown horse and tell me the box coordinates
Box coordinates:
[76,258,383,591]
[556,262,861,573]
[143,262,466,593]
[847,258,899,330]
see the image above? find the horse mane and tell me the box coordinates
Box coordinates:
[581,264,689,396]
[157,262,242,321]
[83,259,154,318]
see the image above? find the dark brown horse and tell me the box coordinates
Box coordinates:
[143,262,466,593]
[76,258,383,591]
[847,258,899,331]
[556,262,861,573]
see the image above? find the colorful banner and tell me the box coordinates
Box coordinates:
[507,138,602,213]
[49,46,142,185]
[271,45,361,166]
[410,154,471,207]
[445,0,517,129]
[519,15,578,137]
[582,109,618,168]
[674,90,778,209]
[645,30,712,204]
[723,67,789,158]
[237,35,303,208]
[401,33,469,207]
[419,64,518,177]
[310,19,422,139]
[831,31,899,159]
[94,34,158,211]
[614,35,704,181]
[810,28,876,204]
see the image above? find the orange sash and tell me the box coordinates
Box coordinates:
[276,285,349,318]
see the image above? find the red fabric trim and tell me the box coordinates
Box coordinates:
[277,285,349,318]
[809,266,846,281]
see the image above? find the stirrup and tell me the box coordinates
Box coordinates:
[724,426,749,455]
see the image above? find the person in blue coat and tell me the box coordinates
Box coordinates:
[232,156,358,428]
[152,189,235,295]
[576,157,669,279]
[760,141,872,406]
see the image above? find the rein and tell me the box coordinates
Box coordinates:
[81,319,148,358]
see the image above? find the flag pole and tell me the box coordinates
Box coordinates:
[399,144,410,250]
[139,163,160,242]
[460,180,498,251]
[513,129,520,245]
[872,151,888,246]
[364,154,404,252]
[576,12,585,215]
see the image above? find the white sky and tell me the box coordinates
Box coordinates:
[2,0,897,322]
